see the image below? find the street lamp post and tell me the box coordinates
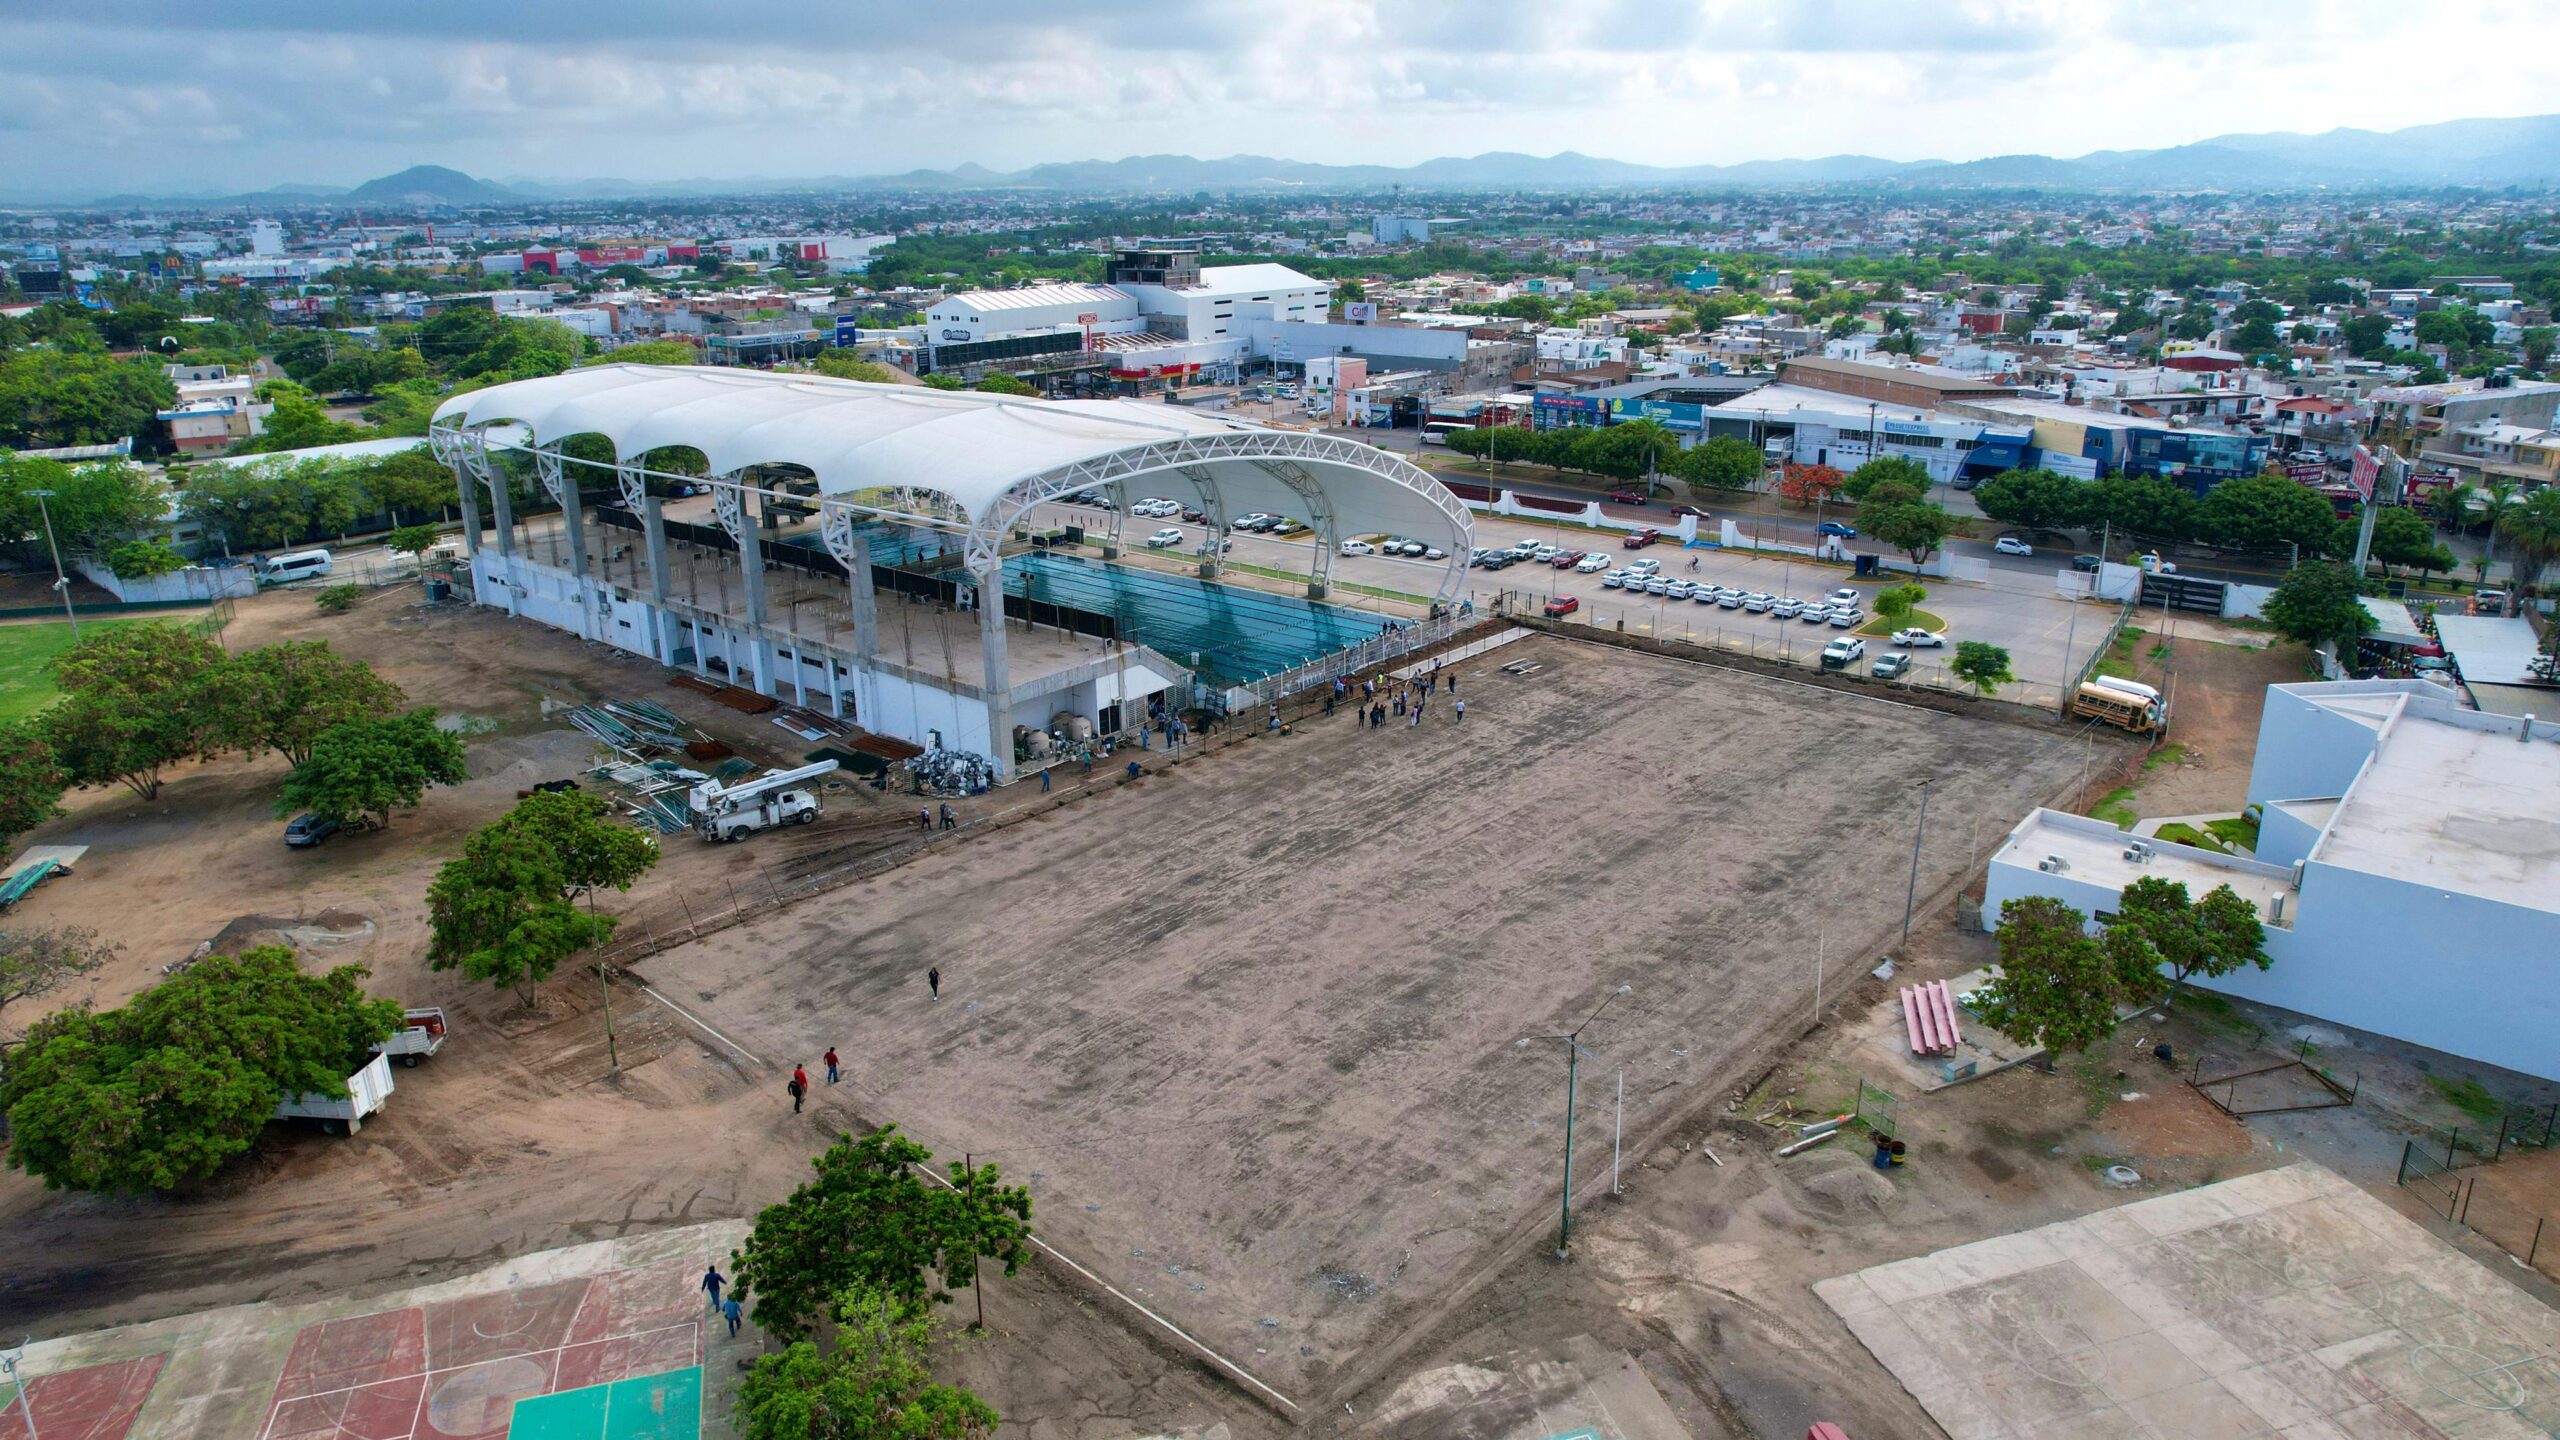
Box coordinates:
[1523,983,1632,1259]
[28,489,78,641]
[1899,778,1934,953]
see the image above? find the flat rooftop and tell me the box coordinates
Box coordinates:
[2435,614,2551,687]
[2319,704,2560,912]
[1997,809,2297,924]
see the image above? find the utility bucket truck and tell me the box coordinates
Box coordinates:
[689,760,836,842]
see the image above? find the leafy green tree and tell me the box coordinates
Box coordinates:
[386,523,444,563]
[2101,876,2270,1006]
[812,353,904,384]
[426,826,611,1005]
[732,1125,1034,1343]
[1863,497,1956,564]
[2477,480,2523,578]
[1840,456,1933,502]
[0,721,66,856]
[2193,472,2341,555]
[2367,505,2454,582]
[180,458,367,551]
[2525,326,2557,374]
[40,623,227,799]
[1,946,401,1192]
[489,790,658,904]
[228,381,369,455]
[737,1285,1000,1440]
[1950,641,2014,697]
[970,373,1036,397]
[0,455,172,558]
[313,583,364,613]
[214,641,404,768]
[276,708,465,829]
[593,340,697,366]
[1974,897,2133,1054]
[1677,435,1762,491]
[1972,468,2086,534]
[103,539,186,580]
[2080,475,2196,543]
[358,449,458,520]
[0,926,113,1044]
[2339,314,2393,358]
[1873,582,1928,627]
[2262,562,2374,650]
[0,351,176,451]
[2495,488,2560,587]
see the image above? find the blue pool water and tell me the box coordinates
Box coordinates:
[775,521,955,569]
[1001,552,1385,686]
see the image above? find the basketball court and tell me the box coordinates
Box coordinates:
[2,1224,746,1440]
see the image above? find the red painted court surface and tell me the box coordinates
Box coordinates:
[0,1354,166,1440]
[258,1259,702,1440]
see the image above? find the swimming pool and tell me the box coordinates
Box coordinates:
[1001,552,1386,686]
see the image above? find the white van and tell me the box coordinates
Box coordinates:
[257,548,334,584]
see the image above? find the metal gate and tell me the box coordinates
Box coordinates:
[2139,571,2228,615]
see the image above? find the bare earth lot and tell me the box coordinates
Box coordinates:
[651,634,2090,1404]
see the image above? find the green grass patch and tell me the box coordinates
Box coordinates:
[2142,742,2191,771]
[2094,625,2146,680]
[0,619,141,724]
[2090,785,2139,830]
[2206,815,2259,852]
[2151,821,2226,853]
[1856,607,1946,637]
[2430,1074,2503,1123]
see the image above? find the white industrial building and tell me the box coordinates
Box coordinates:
[914,248,1336,387]
[1984,681,2560,1081]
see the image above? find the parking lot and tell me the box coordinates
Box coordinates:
[1037,496,2112,708]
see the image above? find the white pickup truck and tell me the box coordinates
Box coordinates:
[371,1006,449,1068]
[274,1051,395,1136]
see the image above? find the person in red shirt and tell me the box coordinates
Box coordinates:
[823,1048,840,1085]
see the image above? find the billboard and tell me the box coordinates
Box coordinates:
[833,315,860,348]
[1343,302,1377,323]
[2348,445,2381,503]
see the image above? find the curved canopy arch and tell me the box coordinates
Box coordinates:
[432,364,1475,594]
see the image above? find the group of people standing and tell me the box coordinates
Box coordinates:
[1325,665,1464,730]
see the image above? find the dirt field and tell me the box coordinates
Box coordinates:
[621,633,2089,1405]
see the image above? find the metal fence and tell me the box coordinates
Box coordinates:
[2395,1121,2560,1282]
[1229,610,1462,709]
[1855,1078,1900,1141]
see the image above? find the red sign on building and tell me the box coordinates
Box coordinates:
[2348,445,2381,502]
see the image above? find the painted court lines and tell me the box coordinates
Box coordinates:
[258,1259,703,1440]
[0,1354,166,1440]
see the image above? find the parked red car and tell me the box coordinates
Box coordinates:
[1543,595,1581,618]
[1607,490,1648,506]
[1622,528,1663,549]
[1548,550,1584,568]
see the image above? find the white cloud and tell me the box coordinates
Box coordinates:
[0,0,2555,194]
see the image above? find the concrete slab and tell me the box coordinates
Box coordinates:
[4,1222,752,1440]
[1820,1164,2560,1440]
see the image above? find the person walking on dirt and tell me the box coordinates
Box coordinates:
[1447,670,1457,694]
[1039,767,1051,793]
[939,802,957,831]
[722,1296,742,1338]
[702,1265,725,1311]
[1454,698,1465,723]
[928,966,942,1001]
[917,807,932,832]
[824,1048,840,1085]
[1323,690,1336,717]
[788,1073,805,1113]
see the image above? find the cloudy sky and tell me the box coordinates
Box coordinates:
[5,0,2556,196]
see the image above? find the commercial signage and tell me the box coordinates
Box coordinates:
[1539,394,1601,412]
[2285,460,2328,484]
[833,315,860,348]
[2348,445,2381,502]
[939,328,973,342]
[1343,302,1378,323]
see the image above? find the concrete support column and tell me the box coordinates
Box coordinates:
[845,558,880,724]
[486,463,517,560]
[975,564,1013,781]
[454,462,483,557]
[640,496,676,663]
[725,479,778,695]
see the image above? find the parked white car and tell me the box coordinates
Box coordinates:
[1892,628,1947,648]
[1146,527,1184,548]
[1771,598,1805,618]
[1625,558,1662,578]
[1602,569,1630,588]
[1826,587,1861,607]
[1994,536,2035,557]
[1575,553,1612,573]
[1339,540,1375,556]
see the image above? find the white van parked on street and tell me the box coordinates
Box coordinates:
[257,548,334,584]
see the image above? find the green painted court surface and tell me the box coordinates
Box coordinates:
[507,1365,701,1440]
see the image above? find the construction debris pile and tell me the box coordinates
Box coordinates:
[911,747,997,796]
[561,699,704,757]
[587,759,713,833]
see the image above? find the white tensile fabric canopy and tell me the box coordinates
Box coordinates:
[431,365,1473,576]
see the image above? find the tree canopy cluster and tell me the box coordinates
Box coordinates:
[1973,467,2360,557]
[1,946,403,1192]
[426,789,657,1005]
[1974,880,2270,1055]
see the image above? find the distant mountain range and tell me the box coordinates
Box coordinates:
[34,112,2560,209]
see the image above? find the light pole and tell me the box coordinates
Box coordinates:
[1900,778,1933,953]
[28,489,78,641]
[1522,983,1632,1259]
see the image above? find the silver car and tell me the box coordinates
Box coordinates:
[1693,585,1721,604]
[1829,609,1863,628]
[1800,605,1834,624]
[1644,577,1672,595]
[1743,592,1774,612]
[1771,597,1805,618]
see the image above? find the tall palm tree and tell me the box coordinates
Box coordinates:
[2426,481,2477,531]
[2496,489,2560,589]
[2477,480,2523,579]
